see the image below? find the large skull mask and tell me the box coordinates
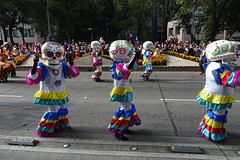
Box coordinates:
[91,41,101,52]
[41,42,65,67]
[109,40,134,62]
[143,41,155,52]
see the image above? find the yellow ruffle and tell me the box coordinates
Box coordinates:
[41,118,58,124]
[34,89,69,100]
[204,114,226,129]
[219,70,230,79]
[199,89,235,104]
[143,61,152,65]
[112,112,136,121]
[110,86,132,96]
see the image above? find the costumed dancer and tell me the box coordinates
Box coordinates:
[140,41,155,81]
[107,39,141,141]
[26,42,80,137]
[91,41,103,82]
[34,43,41,57]
[197,40,240,141]
[3,42,16,77]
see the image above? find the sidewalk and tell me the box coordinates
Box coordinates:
[17,54,202,72]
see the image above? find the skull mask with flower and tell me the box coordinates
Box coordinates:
[41,42,65,68]
[91,41,101,52]
[206,40,238,67]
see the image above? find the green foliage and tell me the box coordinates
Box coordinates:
[175,0,240,42]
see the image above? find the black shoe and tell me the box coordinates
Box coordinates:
[114,133,128,141]
[122,129,134,134]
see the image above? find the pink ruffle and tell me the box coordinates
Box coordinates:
[116,63,131,80]
[233,71,240,86]
[92,59,102,66]
[69,65,80,77]
[26,68,42,85]
[36,130,56,137]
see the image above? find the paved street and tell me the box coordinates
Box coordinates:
[1,71,240,159]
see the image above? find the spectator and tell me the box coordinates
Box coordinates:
[199,42,207,75]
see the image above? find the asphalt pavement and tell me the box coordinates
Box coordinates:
[1,67,240,159]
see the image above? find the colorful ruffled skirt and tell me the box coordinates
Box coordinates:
[37,108,70,137]
[92,70,102,81]
[141,69,153,79]
[197,89,232,141]
[198,109,227,141]
[108,103,141,134]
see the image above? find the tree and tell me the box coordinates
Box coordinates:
[175,0,240,42]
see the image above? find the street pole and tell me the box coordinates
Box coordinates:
[46,0,51,41]
[191,0,196,43]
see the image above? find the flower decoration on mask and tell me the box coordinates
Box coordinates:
[41,42,65,65]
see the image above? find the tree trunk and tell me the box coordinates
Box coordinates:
[1,25,8,42]
[8,25,14,44]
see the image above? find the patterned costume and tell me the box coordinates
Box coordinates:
[197,40,240,141]
[26,42,80,137]
[140,41,155,81]
[107,40,141,141]
[91,41,103,82]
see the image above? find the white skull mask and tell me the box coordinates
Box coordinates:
[109,40,134,62]
[41,42,65,67]
[91,41,101,51]
[143,41,155,51]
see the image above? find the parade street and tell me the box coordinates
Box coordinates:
[1,71,240,160]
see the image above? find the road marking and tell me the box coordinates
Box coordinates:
[0,95,23,98]
[160,98,240,103]
[158,80,204,83]
[0,145,231,159]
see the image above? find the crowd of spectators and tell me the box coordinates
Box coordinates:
[153,36,208,58]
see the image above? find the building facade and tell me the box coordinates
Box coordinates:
[0,24,47,46]
[167,20,240,44]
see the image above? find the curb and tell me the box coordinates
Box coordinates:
[16,65,202,72]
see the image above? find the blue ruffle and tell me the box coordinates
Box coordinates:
[145,69,153,72]
[203,61,211,70]
[197,95,232,110]
[61,61,68,78]
[114,103,136,117]
[43,111,60,120]
[206,109,228,123]
[34,97,69,105]
[38,62,48,81]
[59,108,69,116]
[110,61,121,80]
[110,92,133,102]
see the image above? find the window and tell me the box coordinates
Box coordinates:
[29,29,34,37]
[6,30,10,37]
[176,26,181,35]
[40,32,45,37]
[169,28,173,36]
[13,29,18,37]
[195,26,200,34]
[24,29,28,37]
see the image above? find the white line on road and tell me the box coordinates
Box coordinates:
[160,98,240,103]
[0,145,231,160]
[0,95,23,98]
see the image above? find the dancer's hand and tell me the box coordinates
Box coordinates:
[31,55,39,75]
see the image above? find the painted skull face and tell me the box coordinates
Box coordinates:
[206,40,237,62]
[91,41,101,51]
[143,41,155,51]
[41,42,65,65]
[109,40,134,62]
